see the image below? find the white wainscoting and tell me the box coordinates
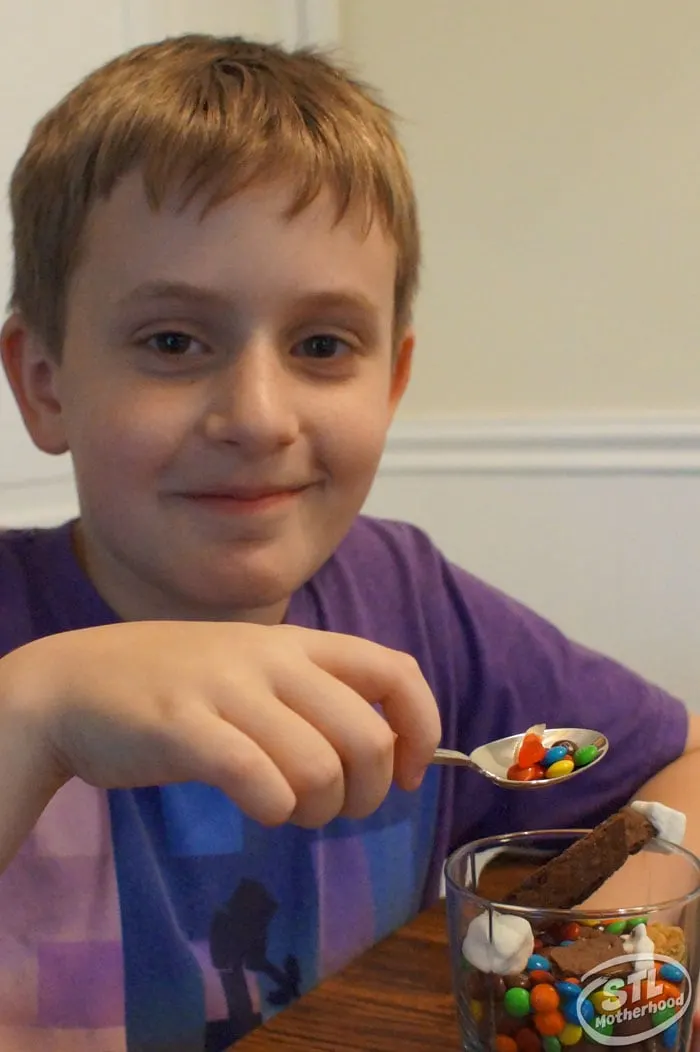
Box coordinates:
[4,414,700,710]
[364,415,700,710]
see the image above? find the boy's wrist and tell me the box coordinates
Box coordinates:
[0,644,71,870]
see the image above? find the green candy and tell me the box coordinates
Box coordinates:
[605,920,627,935]
[574,744,599,767]
[504,986,531,1017]
[543,1039,562,1052]
[652,1005,677,1027]
[590,1019,615,1042]
[625,916,649,930]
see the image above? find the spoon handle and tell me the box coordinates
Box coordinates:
[432,747,477,769]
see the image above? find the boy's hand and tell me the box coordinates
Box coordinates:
[1,622,441,829]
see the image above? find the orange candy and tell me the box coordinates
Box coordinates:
[496,1036,519,1052]
[531,984,560,1013]
[534,1010,566,1037]
[530,970,555,984]
[648,980,681,1006]
[517,733,547,768]
[516,1028,542,1052]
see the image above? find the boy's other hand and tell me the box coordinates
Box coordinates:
[2,622,441,828]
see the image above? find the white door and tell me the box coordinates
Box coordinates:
[0,0,337,527]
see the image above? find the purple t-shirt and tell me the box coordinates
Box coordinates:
[0,516,688,1051]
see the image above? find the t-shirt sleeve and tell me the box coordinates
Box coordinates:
[420,538,689,850]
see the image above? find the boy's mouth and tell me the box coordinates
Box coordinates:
[178,484,312,514]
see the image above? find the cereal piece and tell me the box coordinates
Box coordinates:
[647,923,686,964]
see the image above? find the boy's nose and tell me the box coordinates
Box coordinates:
[201,344,300,452]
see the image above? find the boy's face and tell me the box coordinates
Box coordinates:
[4,173,412,622]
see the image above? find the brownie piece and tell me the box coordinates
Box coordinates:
[548,929,628,977]
[503,806,656,909]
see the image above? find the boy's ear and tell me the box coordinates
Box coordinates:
[0,313,69,455]
[389,327,414,415]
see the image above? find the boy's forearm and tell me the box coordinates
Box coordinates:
[0,650,68,873]
[634,746,700,858]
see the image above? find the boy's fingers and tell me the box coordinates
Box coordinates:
[168,712,298,827]
[280,664,396,819]
[186,702,351,829]
[297,630,442,784]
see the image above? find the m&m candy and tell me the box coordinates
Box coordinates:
[505,988,532,1017]
[546,759,575,779]
[559,1023,582,1046]
[507,729,600,782]
[542,745,569,767]
[507,764,546,782]
[550,739,577,755]
[534,1010,566,1037]
[573,744,598,767]
[531,984,560,1013]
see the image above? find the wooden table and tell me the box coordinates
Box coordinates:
[236,855,532,1050]
[236,901,458,1050]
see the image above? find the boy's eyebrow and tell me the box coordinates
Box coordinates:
[116,281,381,318]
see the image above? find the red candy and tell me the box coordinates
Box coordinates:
[529,970,555,984]
[517,732,547,768]
[516,1028,542,1052]
[561,922,581,941]
[507,764,546,782]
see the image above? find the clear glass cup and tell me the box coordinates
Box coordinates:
[444,830,700,1052]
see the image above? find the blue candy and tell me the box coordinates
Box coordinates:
[660,963,685,984]
[563,998,594,1025]
[559,940,575,946]
[542,745,569,768]
[662,1022,679,1049]
[526,954,551,972]
[556,981,581,998]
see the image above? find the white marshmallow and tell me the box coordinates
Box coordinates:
[621,922,656,972]
[631,800,686,847]
[462,910,534,975]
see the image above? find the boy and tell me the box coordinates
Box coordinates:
[0,32,697,1052]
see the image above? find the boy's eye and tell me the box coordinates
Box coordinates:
[146,331,204,356]
[293,334,350,360]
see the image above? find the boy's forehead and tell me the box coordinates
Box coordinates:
[74,171,398,315]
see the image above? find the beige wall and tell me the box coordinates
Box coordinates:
[339,0,700,416]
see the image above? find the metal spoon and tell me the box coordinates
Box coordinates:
[432,726,608,790]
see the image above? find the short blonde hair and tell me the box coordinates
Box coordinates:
[9,33,421,355]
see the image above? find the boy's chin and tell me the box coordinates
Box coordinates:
[170,566,305,623]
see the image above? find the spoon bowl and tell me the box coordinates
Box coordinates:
[433,726,608,789]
